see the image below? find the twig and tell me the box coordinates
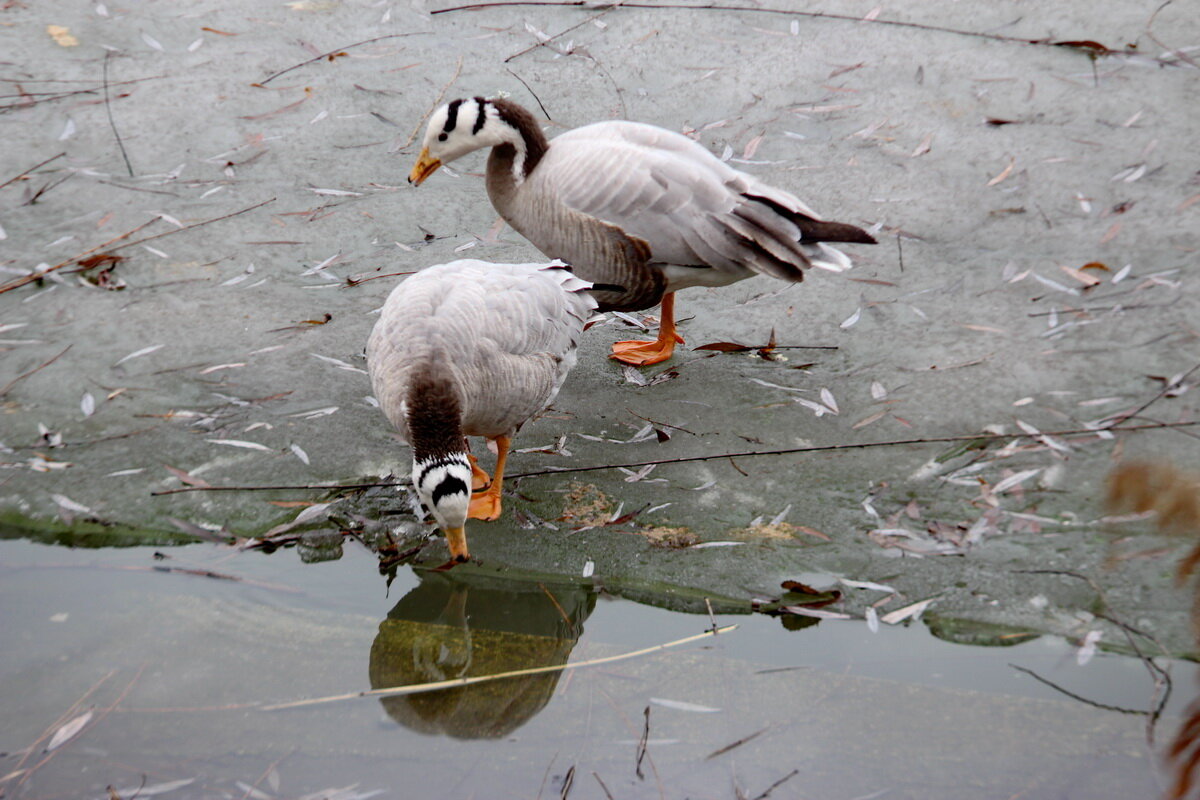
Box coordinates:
[706,727,768,760]
[1104,360,1200,429]
[263,624,736,710]
[103,51,135,177]
[749,769,800,800]
[151,479,391,497]
[400,56,464,150]
[148,420,1200,496]
[0,345,71,398]
[0,151,65,191]
[0,198,275,295]
[1009,664,1148,714]
[505,67,552,120]
[257,33,427,86]
[592,773,615,800]
[431,2,1128,53]
[635,705,650,779]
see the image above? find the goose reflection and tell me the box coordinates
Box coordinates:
[369,569,596,739]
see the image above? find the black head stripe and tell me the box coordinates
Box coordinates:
[443,99,465,133]
[472,97,488,134]
[431,475,469,505]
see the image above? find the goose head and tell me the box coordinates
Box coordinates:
[409,97,546,186]
[411,452,473,562]
[404,363,474,562]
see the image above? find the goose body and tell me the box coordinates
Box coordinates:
[410,97,875,364]
[366,259,595,562]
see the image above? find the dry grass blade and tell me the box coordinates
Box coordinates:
[263,625,736,710]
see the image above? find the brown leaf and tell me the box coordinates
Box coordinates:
[1052,40,1111,55]
[694,341,753,352]
[164,464,210,488]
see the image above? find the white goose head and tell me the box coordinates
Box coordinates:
[411,453,472,562]
[409,96,547,186]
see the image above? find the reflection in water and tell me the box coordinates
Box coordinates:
[369,570,596,739]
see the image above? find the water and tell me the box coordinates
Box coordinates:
[0,537,1185,799]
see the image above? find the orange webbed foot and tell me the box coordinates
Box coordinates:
[609,333,684,366]
[468,489,503,521]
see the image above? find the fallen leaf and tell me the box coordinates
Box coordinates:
[986,158,1015,187]
[46,711,92,751]
[47,25,79,47]
[880,597,938,625]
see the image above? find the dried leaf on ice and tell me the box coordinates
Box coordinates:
[206,438,273,452]
[986,158,1016,186]
[47,25,79,46]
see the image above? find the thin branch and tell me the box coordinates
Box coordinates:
[148,420,1200,496]
[505,67,552,120]
[257,32,427,86]
[1009,664,1148,715]
[0,345,71,398]
[0,198,275,296]
[103,51,134,177]
[749,769,800,800]
[0,151,65,191]
[431,2,1127,53]
[399,55,464,150]
[263,624,737,710]
[1104,360,1200,429]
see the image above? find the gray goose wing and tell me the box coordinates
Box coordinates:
[528,121,847,289]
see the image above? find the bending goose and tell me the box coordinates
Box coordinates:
[366,259,596,563]
[409,96,875,365]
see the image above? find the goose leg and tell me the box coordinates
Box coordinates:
[466,451,491,492]
[609,292,685,366]
[468,434,510,521]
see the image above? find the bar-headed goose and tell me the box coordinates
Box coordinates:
[409,97,875,365]
[366,259,595,563]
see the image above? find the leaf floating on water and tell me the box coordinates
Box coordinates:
[865,606,879,633]
[880,597,938,625]
[80,392,95,417]
[649,697,721,713]
[58,118,76,141]
[1076,630,1102,665]
[46,710,92,751]
[870,381,887,400]
[141,31,165,51]
[840,307,861,329]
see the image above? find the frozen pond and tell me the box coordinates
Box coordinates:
[2,0,1199,796]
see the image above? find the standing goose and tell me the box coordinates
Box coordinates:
[366,259,596,563]
[409,96,875,365]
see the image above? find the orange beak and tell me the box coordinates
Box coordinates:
[443,525,470,563]
[409,148,442,186]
